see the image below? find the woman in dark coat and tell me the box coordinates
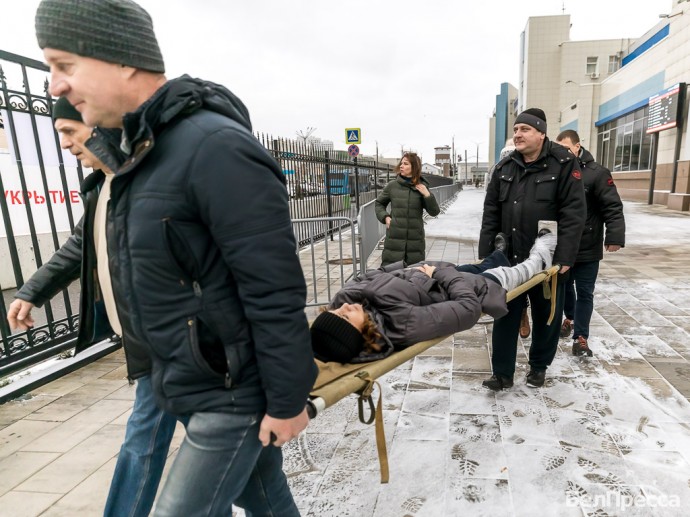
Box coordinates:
[375,152,440,266]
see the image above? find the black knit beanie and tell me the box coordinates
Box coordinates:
[52,97,83,122]
[35,0,165,73]
[310,312,365,363]
[515,108,547,134]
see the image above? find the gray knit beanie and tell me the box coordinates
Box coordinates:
[35,0,165,73]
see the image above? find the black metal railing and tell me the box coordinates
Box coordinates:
[0,50,82,377]
[256,134,396,247]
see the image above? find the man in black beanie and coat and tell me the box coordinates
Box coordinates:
[478,108,585,390]
[34,0,317,515]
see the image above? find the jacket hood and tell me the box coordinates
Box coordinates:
[88,75,253,171]
[349,305,395,363]
[579,147,595,165]
[122,75,252,144]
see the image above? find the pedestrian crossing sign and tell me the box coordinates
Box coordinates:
[345,128,361,144]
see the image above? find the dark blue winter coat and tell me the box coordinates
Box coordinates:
[86,76,317,418]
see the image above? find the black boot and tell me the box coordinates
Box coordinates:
[482,374,514,391]
[494,232,509,253]
[526,369,546,388]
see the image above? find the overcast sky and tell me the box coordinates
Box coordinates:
[0,0,672,163]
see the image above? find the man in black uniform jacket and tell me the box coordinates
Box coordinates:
[556,129,625,357]
[479,108,586,390]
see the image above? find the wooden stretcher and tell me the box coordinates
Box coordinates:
[306,265,560,483]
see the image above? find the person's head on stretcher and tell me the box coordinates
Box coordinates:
[310,265,437,364]
[310,302,384,363]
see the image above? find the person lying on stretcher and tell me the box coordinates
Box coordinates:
[310,231,557,364]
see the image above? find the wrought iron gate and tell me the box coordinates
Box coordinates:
[0,50,83,377]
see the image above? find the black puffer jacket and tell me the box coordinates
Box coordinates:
[375,176,440,266]
[479,140,586,267]
[86,76,317,418]
[575,148,625,262]
[15,172,114,354]
[328,261,507,357]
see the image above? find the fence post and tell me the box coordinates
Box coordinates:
[324,150,335,240]
[353,156,360,213]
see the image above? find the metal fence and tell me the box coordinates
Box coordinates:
[0,50,84,377]
[293,217,359,307]
[257,135,396,247]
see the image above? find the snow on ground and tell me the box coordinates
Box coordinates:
[425,187,485,249]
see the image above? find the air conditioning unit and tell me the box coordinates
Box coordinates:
[590,72,599,79]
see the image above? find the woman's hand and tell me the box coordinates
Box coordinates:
[385,216,391,229]
[415,184,430,197]
[415,264,436,278]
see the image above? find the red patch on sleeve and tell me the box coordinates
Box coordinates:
[572,171,582,180]
[607,178,615,186]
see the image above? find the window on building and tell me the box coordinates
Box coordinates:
[597,105,653,172]
[608,55,620,74]
[586,57,598,75]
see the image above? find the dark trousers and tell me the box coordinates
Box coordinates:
[455,250,511,278]
[563,260,600,340]
[491,272,568,378]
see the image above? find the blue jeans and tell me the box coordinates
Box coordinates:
[105,376,178,517]
[153,412,299,517]
[563,260,600,340]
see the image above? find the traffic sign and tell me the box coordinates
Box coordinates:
[345,128,361,144]
[348,144,360,157]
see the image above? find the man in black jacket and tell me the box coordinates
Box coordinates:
[556,130,625,357]
[8,96,178,517]
[479,108,586,390]
[34,0,317,515]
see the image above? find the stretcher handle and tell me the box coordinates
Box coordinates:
[306,401,318,419]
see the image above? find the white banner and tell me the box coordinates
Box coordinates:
[1,110,86,237]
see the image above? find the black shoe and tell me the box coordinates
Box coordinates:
[526,369,546,388]
[560,318,573,338]
[482,374,514,391]
[494,232,508,252]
